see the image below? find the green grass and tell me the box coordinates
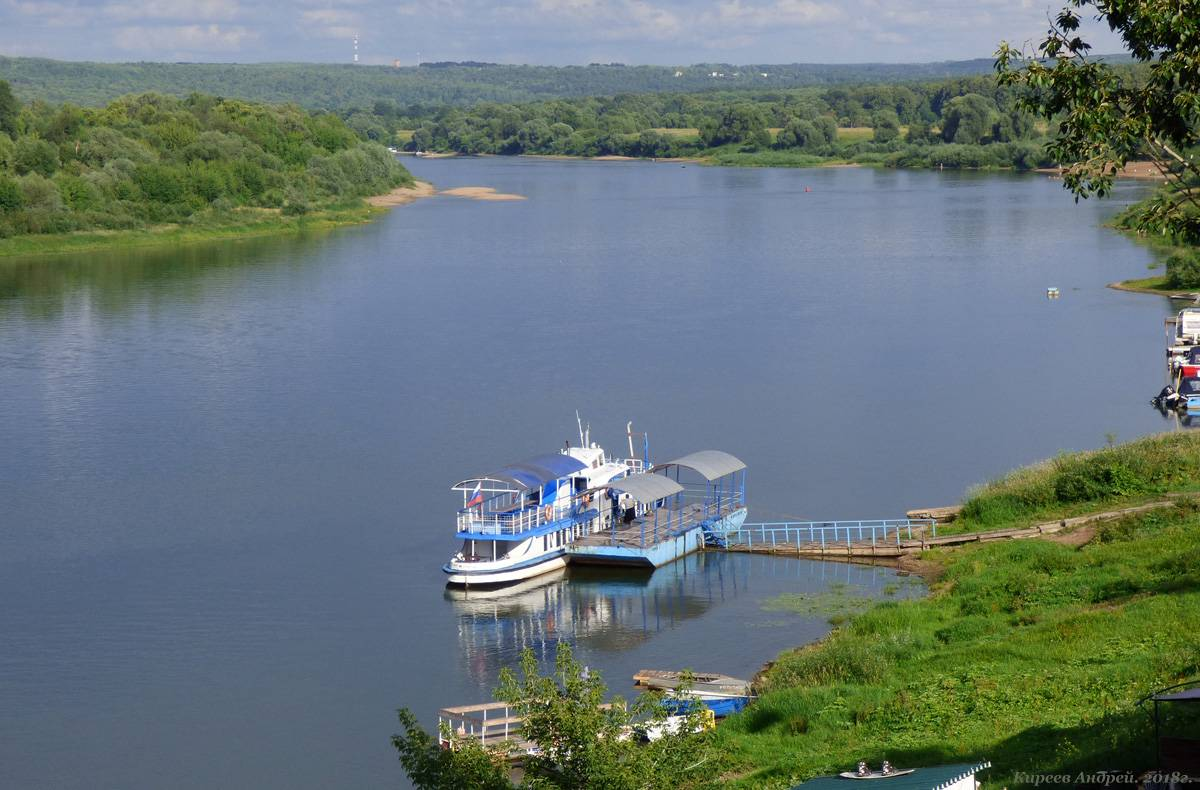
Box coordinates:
[950,432,1200,533]
[836,126,875,143]
[716,433,1200,788]
[0,204,389,258]
[705,148,842,168]
[1115,275,1174,293]
[650,127,701,139]
[717,500,1200,787]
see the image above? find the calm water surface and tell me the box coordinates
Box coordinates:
[0,158,1177,788]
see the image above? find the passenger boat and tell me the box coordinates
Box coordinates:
[444,420,749,586]
[443,421,648,586]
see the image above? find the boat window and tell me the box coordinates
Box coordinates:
[574,477,587,492]
[491,539,522,558]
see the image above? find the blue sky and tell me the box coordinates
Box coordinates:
[0,0,1126,65]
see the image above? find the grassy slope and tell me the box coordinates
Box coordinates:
[716,433,1200,788]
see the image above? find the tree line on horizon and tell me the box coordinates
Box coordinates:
[0,55,1009,111]
[382,74,1056,169]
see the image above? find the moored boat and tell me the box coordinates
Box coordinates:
[443,421,648,586]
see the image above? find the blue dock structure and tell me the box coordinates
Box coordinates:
[568,450,748,568]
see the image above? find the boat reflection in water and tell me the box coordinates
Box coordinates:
[445,550,916,691]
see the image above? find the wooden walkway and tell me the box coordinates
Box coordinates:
[571,503,709,549]
[719,498,1195,560]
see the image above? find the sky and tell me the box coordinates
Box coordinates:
[0,0,1127,66]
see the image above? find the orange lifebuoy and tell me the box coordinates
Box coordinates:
[544,505,554,522]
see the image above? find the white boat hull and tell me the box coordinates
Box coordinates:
[444,554,568,586]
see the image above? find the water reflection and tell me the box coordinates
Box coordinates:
[0,232,332,320]
[446,551,912,687]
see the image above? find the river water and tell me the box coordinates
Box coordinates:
[0,157,1176,789]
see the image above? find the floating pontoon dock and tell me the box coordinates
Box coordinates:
[566,450,748,568]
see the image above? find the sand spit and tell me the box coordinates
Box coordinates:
[439,186,527,201]
[365,181,436,207]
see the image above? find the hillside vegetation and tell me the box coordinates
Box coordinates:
[717,432,1200,788]
[0,56,1006,110]
[0,82,412,247]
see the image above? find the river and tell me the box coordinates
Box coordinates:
[0,157,1176,789]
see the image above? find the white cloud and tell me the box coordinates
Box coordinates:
[114,23,257,53]
[104,0,241,21]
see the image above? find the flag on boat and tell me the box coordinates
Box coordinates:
[466,482,484,508]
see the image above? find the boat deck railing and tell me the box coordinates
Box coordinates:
[725,519,936,550]
[457,499,590,536]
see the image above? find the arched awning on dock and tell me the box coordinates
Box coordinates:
[653,450,745,481]
[586,472,684,504]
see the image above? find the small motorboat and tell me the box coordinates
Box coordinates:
[839,760,915,779]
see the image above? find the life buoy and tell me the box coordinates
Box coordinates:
[582,493,593,507]
[544,505,554,522]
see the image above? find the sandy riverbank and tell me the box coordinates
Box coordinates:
[364,181,437,207]
[1036,160,1168,180]
[439,186,526,201]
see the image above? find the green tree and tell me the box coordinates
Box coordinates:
[0,80,18,138]
[872,109,901,143]
[940,93,996,144]
[996,1,1200,240]
[393,643,715,790]
[13,138,60,176]
[0,175,24,212]
[701,104,767,146]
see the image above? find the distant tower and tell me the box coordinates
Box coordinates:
[353,34,359,63]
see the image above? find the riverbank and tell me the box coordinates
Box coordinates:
[0,181,437,259]
[717,432,1200,788]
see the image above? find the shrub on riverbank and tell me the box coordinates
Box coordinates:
[717,469,1200,788]
[0,84,413,242]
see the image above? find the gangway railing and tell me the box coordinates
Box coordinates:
[725,519,936,551]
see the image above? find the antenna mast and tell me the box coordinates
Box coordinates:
[353,34,359,63]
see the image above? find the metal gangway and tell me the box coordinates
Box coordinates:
[721,518,937,555]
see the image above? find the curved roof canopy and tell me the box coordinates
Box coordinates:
[655,450,746,481]
[455,453,587,490]
[595,472,684,504]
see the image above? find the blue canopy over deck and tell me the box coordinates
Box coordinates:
[453,452,588,491]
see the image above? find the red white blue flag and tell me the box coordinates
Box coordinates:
[466,482,484,509]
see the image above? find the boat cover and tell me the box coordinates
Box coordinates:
[1153,687,1200,702]
[605,473,684,504]
[458,452,588,490]
[655,450,746,481]
[1180,378,1200,396]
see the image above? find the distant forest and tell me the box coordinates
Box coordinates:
[0,56,1010,109]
